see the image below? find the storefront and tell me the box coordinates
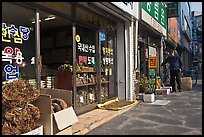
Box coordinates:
[138,2,167,92]
[2,2,132,115]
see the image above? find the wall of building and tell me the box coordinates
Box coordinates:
[179,2,192,70]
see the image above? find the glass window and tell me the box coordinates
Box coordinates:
[2,2,36,84]
[100,32,116,102]
[75,25,97,107]
[38,10,72,89]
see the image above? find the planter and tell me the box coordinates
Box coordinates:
[155,88,170,95]
[143,93,155,103]
[136,93,144,100]
[162,86,172,92]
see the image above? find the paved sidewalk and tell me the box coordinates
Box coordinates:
[86,90,202,135]
[72,101,139,135]
[71,70,202,135]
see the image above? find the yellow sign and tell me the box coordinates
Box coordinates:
[75,35,80,42]
[149,57,157,68]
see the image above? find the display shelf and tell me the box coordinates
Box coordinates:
[76,83,96,87]
[76,71,96,73]
[101,81,110,84]
[75,68,97,109]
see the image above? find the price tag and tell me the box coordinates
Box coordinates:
[79,96,84,103]
[89,93,94,100]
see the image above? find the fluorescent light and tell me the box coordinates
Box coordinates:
[44,16,55,21]
[32,20,41,24]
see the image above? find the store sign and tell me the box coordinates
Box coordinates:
[77,43,95,53]
[192,20,198,41]
[99,32,106,41]
[77,8,116,32]
[2,22,33,81]
[177,22,181,45]
[149,46,157,57]
[167,2,179,18]
[141,2,167,36]
[78,56,95,65]
[111,2,139,19]
[148,68,156,92]
[102,47,113,65]
[149,57,157,69]
[77,42,95,65]
[168,17,178,43]
[34,2,71,16]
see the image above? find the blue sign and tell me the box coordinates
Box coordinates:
[99,32,106,41]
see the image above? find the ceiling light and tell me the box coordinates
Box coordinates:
[44,16,56,21]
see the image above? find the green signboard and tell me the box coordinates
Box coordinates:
[141,2,167,28]
[148,68,156,93]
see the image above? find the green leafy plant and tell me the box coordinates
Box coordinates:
[139,75,154,94]
[139,75,148,93]
[58,64,72,71]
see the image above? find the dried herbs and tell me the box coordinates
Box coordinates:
[2,79,40,108]
[2,79,41,135]
[102,100,135,109]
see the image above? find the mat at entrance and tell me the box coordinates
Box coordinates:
[146,100,171,106]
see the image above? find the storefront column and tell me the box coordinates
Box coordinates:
[35,10,41,89]
[125,21,131,100]
[129,18,134,101]
[135,19,139,70]
[133,19,139,100]
[117,22,126,100]
[72,23,77,109]
[160,37,164,76]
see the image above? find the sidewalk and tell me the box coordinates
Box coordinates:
[71,101,139,135]
[69,89,202,135]
[86,90,202,135]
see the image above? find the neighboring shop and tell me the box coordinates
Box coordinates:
[164,17,179,60]
[111,2,140,101]
[2,2,134,115]
[138,2,167,92]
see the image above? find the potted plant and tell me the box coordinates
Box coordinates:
[139,74,155,103]
[139,75,148,93]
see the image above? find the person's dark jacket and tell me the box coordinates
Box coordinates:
[161,55,183,71]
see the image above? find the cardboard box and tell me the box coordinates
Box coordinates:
[162,86,172,92]
[53,107,78,134]
[155,88,170,95]
[22,126,43,135]
[33,88,78,135]
[55,126,72,135]
[181,77,192,90]
[33,94,52,135]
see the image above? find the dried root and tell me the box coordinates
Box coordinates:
[2,79,41,135]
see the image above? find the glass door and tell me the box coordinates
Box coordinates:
[100,32,116,103]
[75,25,97,108]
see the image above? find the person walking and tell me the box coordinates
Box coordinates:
[161,49,183,92]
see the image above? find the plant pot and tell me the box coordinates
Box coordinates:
[136,93,144,100]
[143,93,155,103]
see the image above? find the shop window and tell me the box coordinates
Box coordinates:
[38,10,72,89]
[75,25,97,107]
[100,32,116,102]
[2,2,36,84]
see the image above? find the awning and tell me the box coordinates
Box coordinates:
[164,39,177,50]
